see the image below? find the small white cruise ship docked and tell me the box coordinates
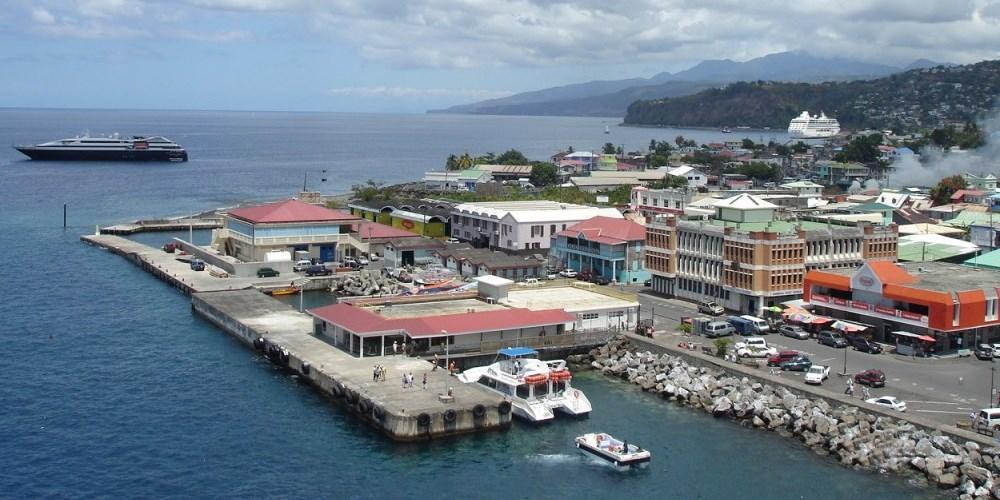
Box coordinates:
[787,111,840,139]
[458,347,592,422]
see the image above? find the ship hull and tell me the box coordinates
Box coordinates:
[14,147,187,162]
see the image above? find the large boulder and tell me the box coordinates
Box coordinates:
[937,472,961,488]
[712,397,733,417]
[916,438,944,458]
[961,463,993,486]
[934,435,965,456]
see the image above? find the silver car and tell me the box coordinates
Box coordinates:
[779,324,810,340]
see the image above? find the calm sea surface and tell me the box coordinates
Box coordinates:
[0,109,935,498]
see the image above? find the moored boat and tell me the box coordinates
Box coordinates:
[268,287,299,296]
[457,347,592,422]
[575,432,651,467]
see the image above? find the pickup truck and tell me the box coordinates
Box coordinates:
[804,365,831,385]
[735,337,778,358]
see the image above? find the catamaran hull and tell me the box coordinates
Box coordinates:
[14,147,188,162]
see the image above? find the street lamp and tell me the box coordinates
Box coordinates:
[441,329,449,373]
[991,359,996,408]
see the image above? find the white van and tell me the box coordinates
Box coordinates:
[741,315,770,333]
[704,321,735,338]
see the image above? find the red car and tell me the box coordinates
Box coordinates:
[767,350,800,366]
[854,369,886,387]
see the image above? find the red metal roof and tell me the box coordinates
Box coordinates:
[354,221,418,240]
[228,199,360,224]
[867,261,919,285]
[555,216,645,245]
[308,302,575,338]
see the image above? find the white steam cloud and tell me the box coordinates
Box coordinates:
[890,108,1000,187]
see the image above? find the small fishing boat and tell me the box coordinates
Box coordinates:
[575,432,651,467]
[268,287,299,296]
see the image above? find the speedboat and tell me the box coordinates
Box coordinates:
[575,432,651,467]
[457,347,592,422]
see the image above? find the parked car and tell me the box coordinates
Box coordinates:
[767,350,801,367]
[703,321,735,338]
[163,242,177,253]
[974,408,1000,432]
[853,369,886,387]
[976,344,995,360]
[780,355,812,372]
[293,259,312,272]
[590,275,611,285]
[305,265,332,277]
[190,258,206,271]
[559,269,578,278]
[778,324,809,340]
[804,365,831,385]
[257,267,280,278]
[357,256,370,266]
[546,272,558,280]
[445,237,460,244]
[817,330,848,348]
[847,336,883,354]
[866,396,907,412]
[991,344,1000,358]
[697,299,725,316]
[735,337,778,358]
[644,279,652,287]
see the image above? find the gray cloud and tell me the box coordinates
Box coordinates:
[15,0,1000,68]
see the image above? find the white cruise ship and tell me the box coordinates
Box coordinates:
[787,111,840,139]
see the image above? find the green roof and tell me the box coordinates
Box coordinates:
[705,219,798,233]
[459,168,489,180]
[965,249,1000,269]
[942,211,995,228]
[898,238,979,262]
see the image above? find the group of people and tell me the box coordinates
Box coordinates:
[400,372,429,390]
[844,378,871,399]
[371,364,387,382]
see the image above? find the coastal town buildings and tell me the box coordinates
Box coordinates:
[629,187,694,220]
[964,172,998,192]
[804,261,1000,354]
[431,245,546,281]
[449,200,622,251]
[666,165,708,188]
[644,193,898,314]
[422,168,492,191]
[549,216,649,284]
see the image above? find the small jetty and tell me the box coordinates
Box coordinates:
[100,217,223,235]
[81,233,512,440]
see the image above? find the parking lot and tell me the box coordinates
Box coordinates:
[638,291,1000,427]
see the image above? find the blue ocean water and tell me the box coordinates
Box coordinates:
[0,109,936,498]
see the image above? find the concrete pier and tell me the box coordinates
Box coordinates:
[82,233,513,440]
[100,217,223,235]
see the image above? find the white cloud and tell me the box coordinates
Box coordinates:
[31,7,56,25]
[328,86,512,99]
[174,29,252,42]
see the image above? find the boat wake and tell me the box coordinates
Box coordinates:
[526,453,580,466]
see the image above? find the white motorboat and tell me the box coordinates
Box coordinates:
[575,432,651,467]
[457,347,592,422]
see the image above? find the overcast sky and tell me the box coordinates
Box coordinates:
[2,0,999,112]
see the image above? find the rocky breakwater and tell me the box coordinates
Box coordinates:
[334,270,403,296]
[585,336,1000,498]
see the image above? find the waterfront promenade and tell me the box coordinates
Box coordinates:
[82,233,512,440]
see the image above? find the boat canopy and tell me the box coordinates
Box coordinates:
[498,347,538,358]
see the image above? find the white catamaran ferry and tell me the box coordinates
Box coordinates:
[458,347,592,422]
[787,111,840,139]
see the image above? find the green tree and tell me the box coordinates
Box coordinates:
[445,154,458,171]
[741,138,755,149]
[606,185,633,205]
[529,162,559,187]
[454,153,474,170]
[351,179,386,202]
[602,142,616,154]
[649,175,688,189]
[496,149,528,165]
[675,135,687,148]
[837,133,883,163]
[929,175,968,205]
[649,139,657,152]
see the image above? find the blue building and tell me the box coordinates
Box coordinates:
[549,216,649,284]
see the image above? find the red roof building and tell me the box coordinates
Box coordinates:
[550,215,648,284]
[308,302,576,358]
[804,261,1000,355]
[228,199,360,224]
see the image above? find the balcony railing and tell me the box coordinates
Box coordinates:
[480,330,616,353]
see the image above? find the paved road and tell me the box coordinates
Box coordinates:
[637,291,1000,428]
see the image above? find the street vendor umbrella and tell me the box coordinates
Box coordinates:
[766,306,783,313]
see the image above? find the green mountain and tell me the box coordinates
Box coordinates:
[624,59,1000,132]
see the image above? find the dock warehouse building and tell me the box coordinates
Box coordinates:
[307,277,636,358]
[804,261,1000,354]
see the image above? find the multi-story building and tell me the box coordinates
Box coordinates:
[804,261,1000,354]
[449,201,622,251]
[630,187,694,220]
[644,193,898,314]
[549,216,649,284]
[964,172,998,192]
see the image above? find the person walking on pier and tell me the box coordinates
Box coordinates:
[381,365,387,382]
[373,365,379,382]
[432,354,439,371]
[402,372,408,388]
[392,340,399,355]
[422,372,428,390]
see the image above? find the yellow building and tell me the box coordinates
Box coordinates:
[347,199,451,238]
